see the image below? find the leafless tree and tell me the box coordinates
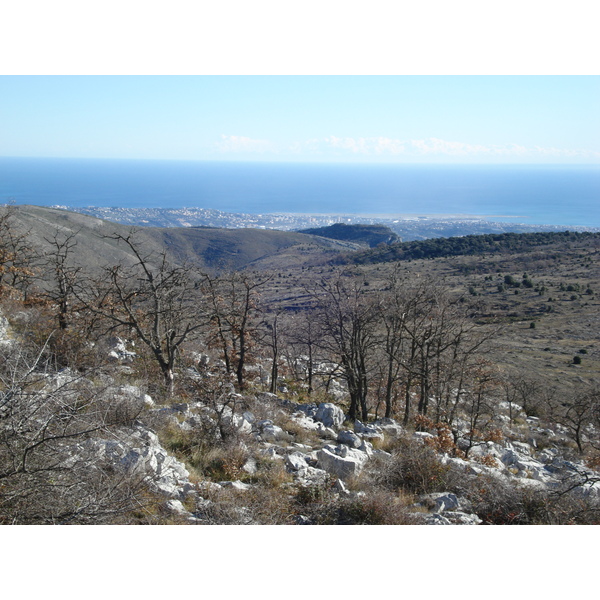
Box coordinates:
[79,232,207,395]
[554,385,600,454]
[0,205,38,297]
[40,230,83,331]
[0,339,147,524]
[310,271,379,421]
[204,271,271,390]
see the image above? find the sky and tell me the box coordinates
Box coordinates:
[1,2,599,165]
[1,75,598,164]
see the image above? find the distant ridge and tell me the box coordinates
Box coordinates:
[297,223,401,247]
[335,230,600,265]
[47,206,600,242]
[8,205,361,273]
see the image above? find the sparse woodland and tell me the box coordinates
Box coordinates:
[1,205,600,525]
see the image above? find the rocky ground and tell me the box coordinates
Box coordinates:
[2,309,600,525]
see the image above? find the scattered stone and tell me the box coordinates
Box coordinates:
[219,480,252,491]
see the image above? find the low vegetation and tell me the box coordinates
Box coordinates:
[1,204,599,525]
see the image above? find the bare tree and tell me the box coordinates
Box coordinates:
[283,309,325,397]
[40,230,83,331]
[310,271,379,422]
[0,339,146,524]
[0,205,38,297]
[204,271,271,390]
[555,386,600,454]
[80,232,206,395]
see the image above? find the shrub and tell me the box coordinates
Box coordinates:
[373,436,452,495]
[333,491,418,525]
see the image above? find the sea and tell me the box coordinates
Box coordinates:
[1,157,599,227]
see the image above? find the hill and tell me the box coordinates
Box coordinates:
[8,205,361,273]
[297,222,400,247]
[334,230,600,265]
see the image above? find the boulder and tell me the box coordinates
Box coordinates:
[316,444,369,480]
[286,452,309,471]
[354,420,385,441]
[421,492,460,512]
[256,419,287,442]
[373,418,403,437]
[337,430,363,449]
[315,403,345,429]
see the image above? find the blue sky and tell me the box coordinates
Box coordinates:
[1,75,598,164]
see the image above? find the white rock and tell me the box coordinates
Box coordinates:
[373,418,403,437]
[256,420,286,442]
[295,466,329,486]
[423,492,460,512]
[337,430,363,449]
[317,445,369,480]
[316,423,338,440]
[446,512,482,525]
[286,452,309,471]
[424,513,452,525]
[219,480,252,491]
[354,420,385,441]
[413,431,435,442]
[315,403,345,429]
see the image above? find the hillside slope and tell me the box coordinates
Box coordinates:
[298,223,400,247]
[9,205,360,272]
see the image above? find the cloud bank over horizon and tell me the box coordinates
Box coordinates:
[214,134,600,162]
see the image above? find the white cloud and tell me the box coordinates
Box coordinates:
[215,134,599,161]
[216,135,275,154]
[321,136,599,160]
[324,136,406,154]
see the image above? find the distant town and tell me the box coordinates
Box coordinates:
[51,205,600,242]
